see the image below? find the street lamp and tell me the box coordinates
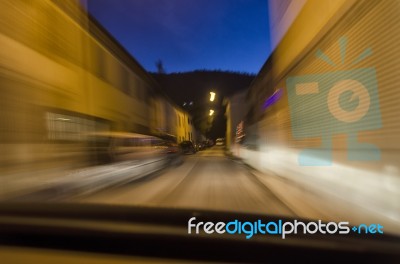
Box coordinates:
[209,92,216,102]
[209,109,214,116]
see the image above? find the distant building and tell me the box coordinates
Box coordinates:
[175,110,195,143]
[150,94,195,143]
[224,89,248,154]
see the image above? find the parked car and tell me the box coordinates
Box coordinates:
[215,138,225,146]
[195,141,206,151]
[179,141,196,154]
[159,141,180,154]
[157,141,183,166]
[87,131,166,164]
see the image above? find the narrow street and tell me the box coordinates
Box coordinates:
[77,147,296,217]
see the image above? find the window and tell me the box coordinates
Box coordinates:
[46,112,107,141]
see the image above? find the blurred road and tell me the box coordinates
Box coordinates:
[8,146,400,234]
[75,146,400,234]
[76,146,296,217]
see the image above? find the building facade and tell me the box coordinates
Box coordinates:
[238,0,400,224]
[0,0,193,196]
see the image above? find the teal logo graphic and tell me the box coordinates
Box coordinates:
[286,37,382,166]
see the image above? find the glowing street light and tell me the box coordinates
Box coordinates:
[209,92,216,102]
[209,109,214,116]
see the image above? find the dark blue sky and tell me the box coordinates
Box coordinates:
[87,0,270,74]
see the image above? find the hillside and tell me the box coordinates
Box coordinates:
[152,70,255,106]
[152,70,255,139]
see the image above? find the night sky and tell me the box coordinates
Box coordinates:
[86,0,270,74]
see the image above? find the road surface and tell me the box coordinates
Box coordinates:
[8,146,400,234]
[76,146,296,217]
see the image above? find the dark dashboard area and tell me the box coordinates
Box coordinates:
[0,203,399,263]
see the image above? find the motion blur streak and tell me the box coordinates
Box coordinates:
[0,0,400,239]
[226,0,400,233]
[0,0,192,198]
[78,148,295,217]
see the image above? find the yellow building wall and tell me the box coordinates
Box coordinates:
[244,0,400,225]
[273,0,356,80]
